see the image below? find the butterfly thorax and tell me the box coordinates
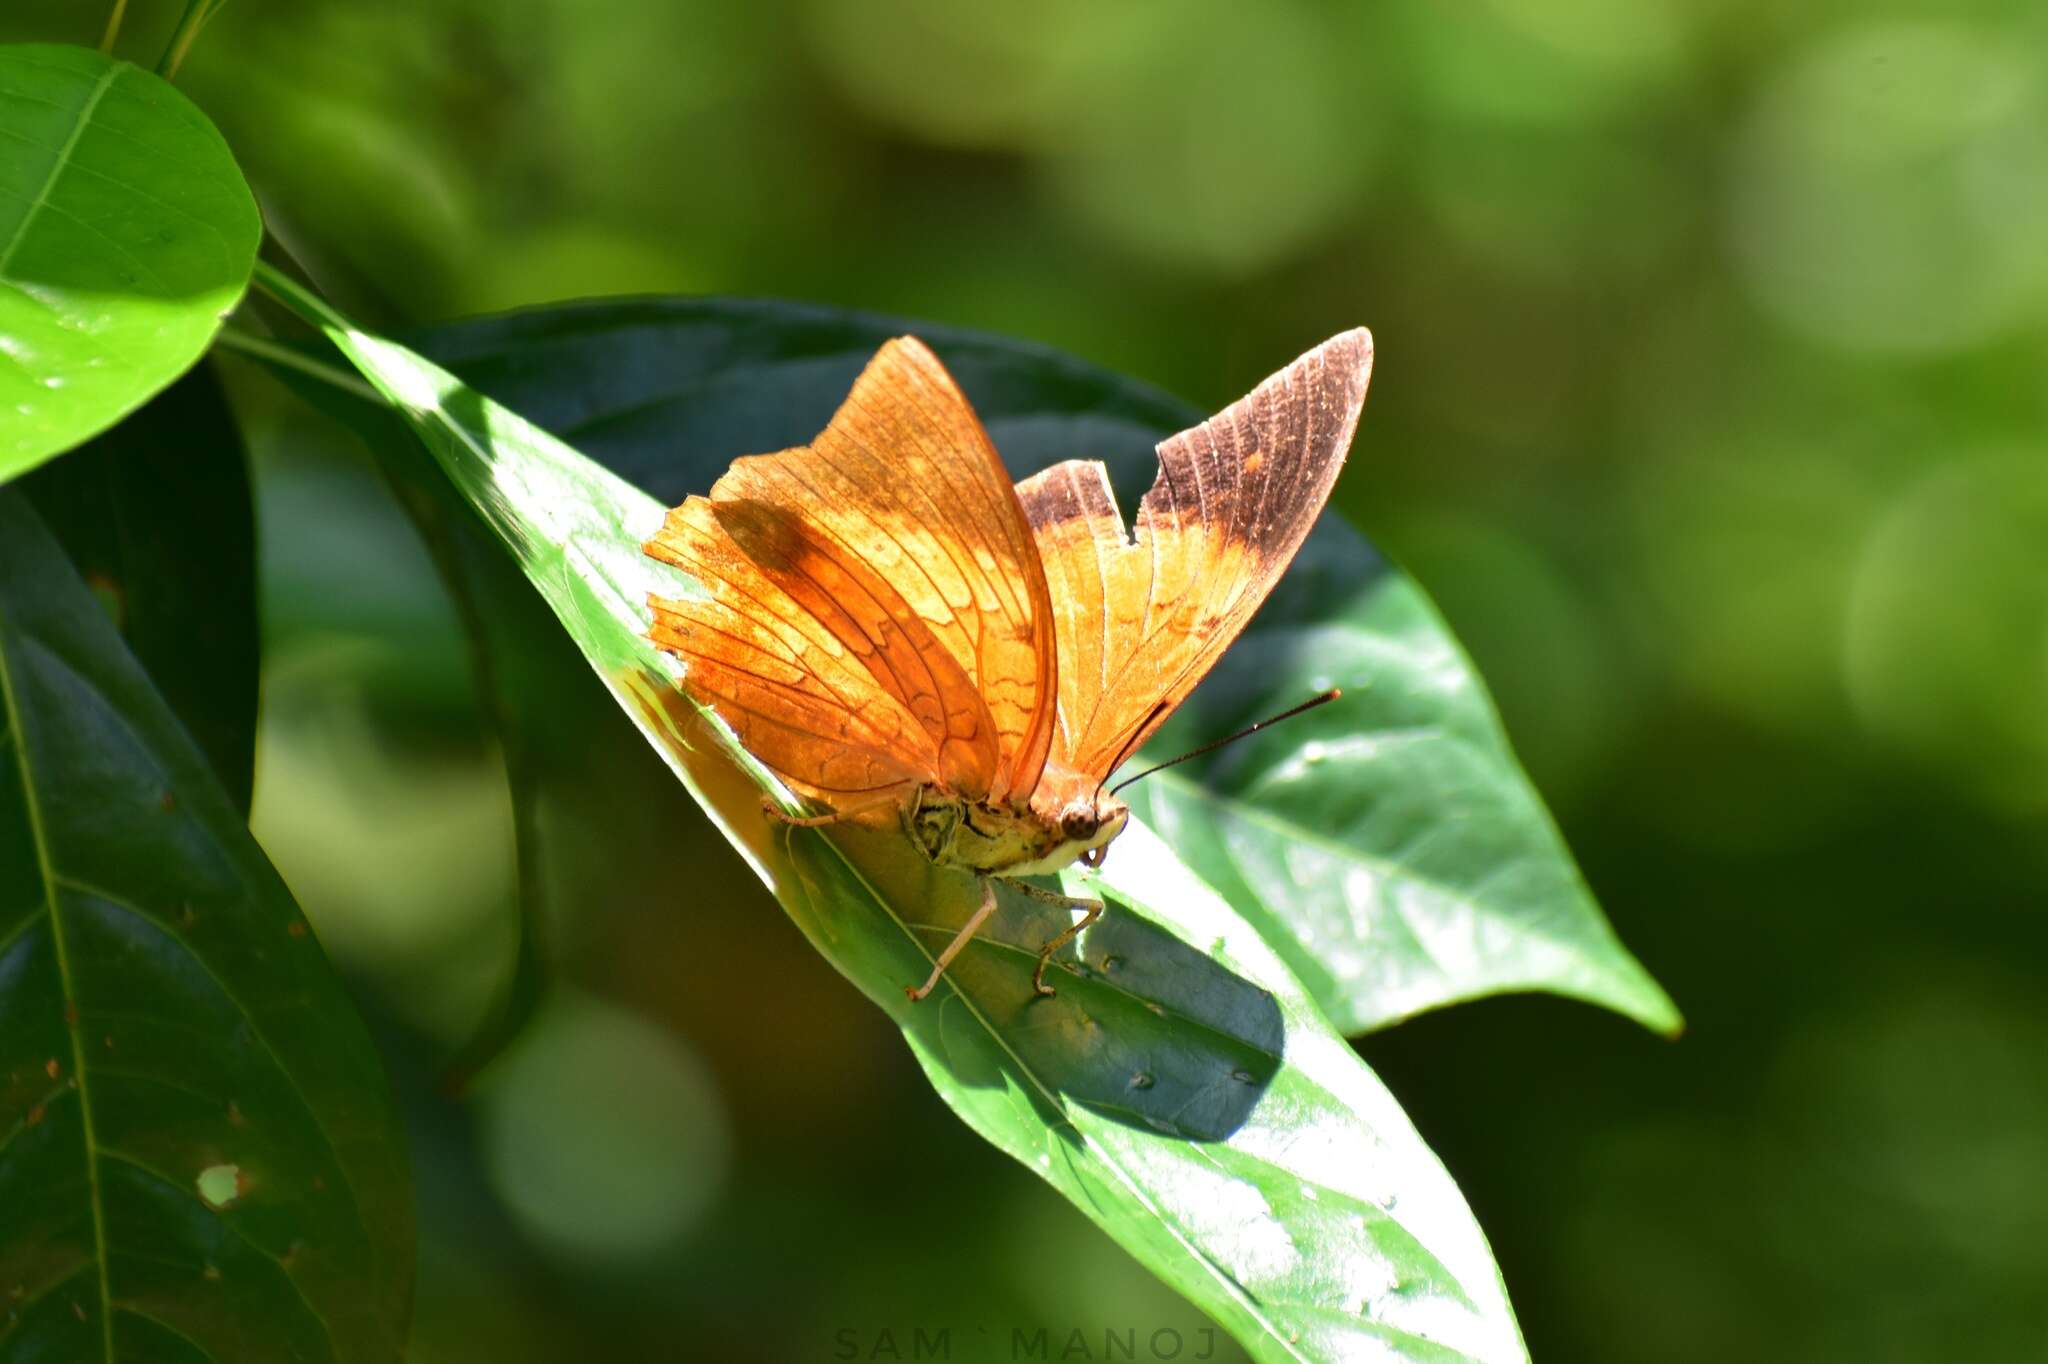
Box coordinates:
[906,763,1128,877]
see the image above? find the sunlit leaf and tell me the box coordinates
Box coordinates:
[0,44,260,481]
[0,492,413,1363]
[254,267,1530,1363]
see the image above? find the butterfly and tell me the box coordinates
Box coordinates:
[644,329,1373,1002]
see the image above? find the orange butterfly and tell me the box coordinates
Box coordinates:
[644,329,1373,1001]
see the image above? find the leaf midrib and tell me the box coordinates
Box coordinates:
[0,601,113,1362]
[0,60,120,279]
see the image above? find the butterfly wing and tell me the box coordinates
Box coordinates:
[646,337,1058,804]
[1016,328,1373,782]
[646,498,936,799]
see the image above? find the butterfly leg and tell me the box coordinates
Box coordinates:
[1004,878,1105,997]
[906,876,1000,1003]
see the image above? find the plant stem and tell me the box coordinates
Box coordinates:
[251,258,353,334]
[99,0,128,53]
[157,0,223,81]
[212,326,381,403]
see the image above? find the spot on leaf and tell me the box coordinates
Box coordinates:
[197,1163,247,1210]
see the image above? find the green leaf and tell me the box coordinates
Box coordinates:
[0,491,413,1362]
[1126,568,1685,1037]
[255,268,1529,1363]
[381,297,1677,1037]
[0,44,261,482]
[16,362,258,814]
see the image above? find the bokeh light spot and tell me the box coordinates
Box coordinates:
[803,0,1091,147]
[481,994,731,1263]
[1032,0,1371,275]
[1481,0,1691,86]
[1845,450,2048,812]
[1729,21,2048,353]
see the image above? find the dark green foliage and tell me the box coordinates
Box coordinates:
[0,493,413,1363]
[18,365,259,814]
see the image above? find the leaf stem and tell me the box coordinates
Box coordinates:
[157,0,224,80]
[99,0,128,53]
[251,257,354,335]
[212,326,381,403]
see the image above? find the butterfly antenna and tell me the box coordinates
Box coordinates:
[1092,700,1170,800]
[1108,689,1341,796]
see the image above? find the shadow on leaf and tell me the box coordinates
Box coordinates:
[797,823,1283,1144]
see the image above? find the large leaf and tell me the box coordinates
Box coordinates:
[0,491,413,1362]
[0,44,261,481]
[255,267,1529,1363]
[388,297,1677,1037]
[16,362,258,814]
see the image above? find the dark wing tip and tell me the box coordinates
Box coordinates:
[1296,326,1375,416]
[1323,325,1375,366]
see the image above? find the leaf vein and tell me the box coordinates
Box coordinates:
[0,61,119,277]
[0,612,114,1363]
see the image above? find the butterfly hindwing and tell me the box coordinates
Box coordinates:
[1016,328,1374,784]
[646,337,1058,804]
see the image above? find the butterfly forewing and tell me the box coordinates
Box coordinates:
[646,337,1058,805]
[1016,328,1374,784]
[645,498,936,797]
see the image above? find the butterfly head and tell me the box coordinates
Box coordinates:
[1028,764,1129,874]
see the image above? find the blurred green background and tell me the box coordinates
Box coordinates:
[15,1,2048,1360]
